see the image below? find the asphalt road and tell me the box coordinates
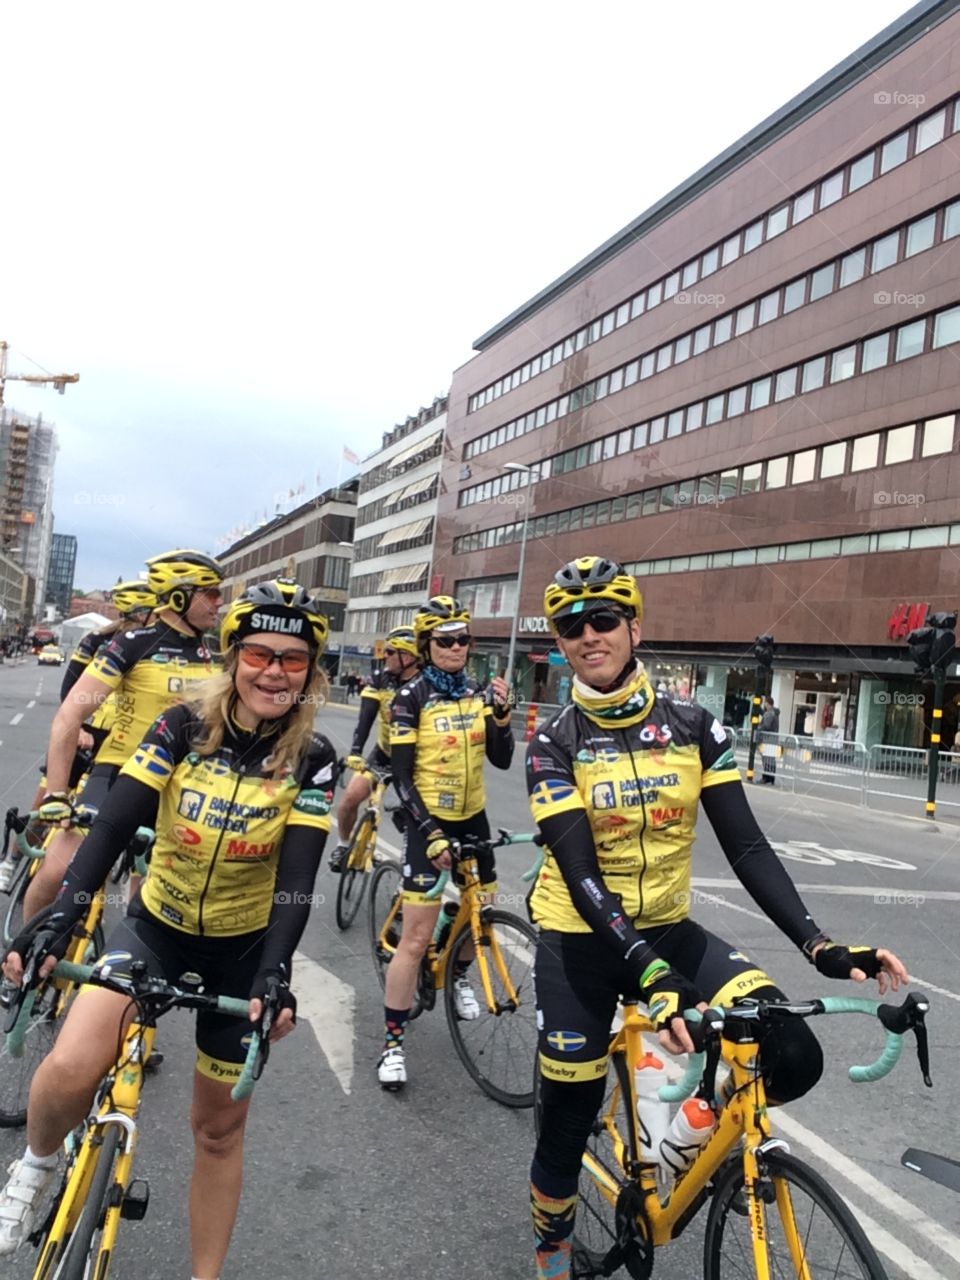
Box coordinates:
[1,661,959,1278]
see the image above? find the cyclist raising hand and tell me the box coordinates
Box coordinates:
[526,556,908,1280]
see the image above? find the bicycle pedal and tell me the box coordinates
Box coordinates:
[120,1178,150,1220]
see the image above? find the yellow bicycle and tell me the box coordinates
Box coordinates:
[369,829,541,1106]
[539,991,931,1278]
[4,948,272,1280]
[335,762,393,931]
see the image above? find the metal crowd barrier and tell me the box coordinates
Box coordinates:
[865,745,960,813]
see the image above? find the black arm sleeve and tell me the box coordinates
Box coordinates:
[391,741,438,838]
[350,693,380,756]
[700,780,822,950]
[536,809,662,984]
[57,775,159,924]
[255,825,326,978]
[60,657,89,702]
[485,712,515,770]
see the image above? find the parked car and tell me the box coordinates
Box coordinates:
[37,644,65,666]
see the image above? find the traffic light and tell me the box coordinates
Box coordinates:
[907,612,957,674]
[753,634,775,669]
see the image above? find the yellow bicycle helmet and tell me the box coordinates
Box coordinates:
[413,595,471,644]
[385,625,418,658]
[544,556,643,631]
[145,549,224,615]
[111,581,157,617]
[220,579,329,659]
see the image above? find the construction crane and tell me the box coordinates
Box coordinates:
[0,340,79,406]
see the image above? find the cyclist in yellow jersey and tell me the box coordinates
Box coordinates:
[527,557,908,1280]
[1,581,337,1276]
[329,624,420,872]
[25,551,223,920]
[376,596,513,1089]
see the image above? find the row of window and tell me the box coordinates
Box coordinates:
[464,192,960,463]
[628,521,960,580]
[349,567,431,598]
[357,437,443,494]
[352,521,435,565]
[452,411,957,555]
[356,478,438,530]
[457,299,960,509]
[345,605,421,635]
[467,93,960,416]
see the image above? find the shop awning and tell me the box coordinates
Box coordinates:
[378,561,429,592]
[387,429,442,472]
[386,473,436,507]
[377,516,432,550]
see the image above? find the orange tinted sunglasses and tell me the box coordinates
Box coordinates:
[237,642,311,673]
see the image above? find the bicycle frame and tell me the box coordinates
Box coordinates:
[346,773,389,873]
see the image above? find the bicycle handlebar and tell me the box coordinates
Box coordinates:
[424,830,542,900]
[5,958,264,1102]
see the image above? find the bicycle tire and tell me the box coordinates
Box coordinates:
[335,813,375,930]
[703,1148,887,1279]
[443,908,539,1108]
[50,1123,123,1280]
[0,983,59,1128]
[2,856,32,949]
[367,860,423,1020]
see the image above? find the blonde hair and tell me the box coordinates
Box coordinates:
[191,652,329,781]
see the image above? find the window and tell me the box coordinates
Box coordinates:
[820,442,846,477]
[910,526,949,549]
[719,469,739,500]
[689,554,709,571]
[701,246,719,276]
[944,201,960,240]
[735,302,756,335]
[674,334,691,363]
[767,205,789,238]
[848,151,875,191]
[872,231,899,272]
[885,423,915,464]
[640,353,656,379]
[641,490,659,516]
[659,484,676,509]
[906,214,936,257]
[820,171,843,207]
[656,345,673,372]
[699,473,718,499]
[741,462,761,494]
[601,312,615,337]
[721,233,740,266]
[609,368,624,394]
[801,356,826,392]
[810,538,842,558]
[880,131,909,174]
[713,314,732,345]
[841,534,870,555]
[676,479,695,508]
[712,550,733,568]
[933,305,960,349]
[682,260,699,288]
[916,109,945,153]
[775,367,797,401]
[667,410,684,438]
[785,542,811,561]
[686,402,704,431]
[758,291,779,324]
[693,325,711,355]
[783,278,806,313]
[756,546,780,564]
[705,394,725,425]
[792,189,815,222]
[831,345,857,381]
[750,377,771,409]
[616,427,632,455]
[743,219,764,252]
[727,385,747,416]
[765,456,788,489]
[649,417,665,443]
[669,556,690,572]
[732,548,757,566]
[895,320,925,361]
[624,361,639,387]
[921,415,954,457]
[809,264,835,301]
[595,500,611,526]
[862,332,890,371]
[840,248,866,287]
[663,272,680,299]
[792,450,816,483]
[851,434,879,471]
[630,293,646,320]
[878,529,910,551]
[625,494,642,520]
[647,281,663,308]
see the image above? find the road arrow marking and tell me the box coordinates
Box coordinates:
[293,947,356,1095]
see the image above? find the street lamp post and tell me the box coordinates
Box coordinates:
[502,463,537,697]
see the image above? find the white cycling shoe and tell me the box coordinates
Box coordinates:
[377,1047,407,1091]
[452,977,480,1020]
[0,1157,56,1255]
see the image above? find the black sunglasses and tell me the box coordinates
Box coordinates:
[432,633,472,649]
[555,608,628,640]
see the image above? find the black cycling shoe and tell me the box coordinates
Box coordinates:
[328,844,348,874]
[144,1050,164,1073]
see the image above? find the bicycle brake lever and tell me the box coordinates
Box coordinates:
[913,1019,932,1088]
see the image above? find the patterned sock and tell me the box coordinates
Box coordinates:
[454,958,471,980]
[383,1006,410,1052]
[531,1162,578,1280]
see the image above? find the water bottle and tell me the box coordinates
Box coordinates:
[634,1051,670,1166]
[432,900,459,950]
[658,1098,717,1185]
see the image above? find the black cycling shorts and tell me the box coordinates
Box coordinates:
[535,920,774,1084]
[74,763,121,817]
[402,810,496,904]
[366,745,391,771]
[97,900,263,1084]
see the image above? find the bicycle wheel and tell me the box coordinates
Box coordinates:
[336,812,375,931]
[51,1124,123,1280]
[443,909,539,1108]
[704,1148,887,1279]
[368,860,423,1020]
[0,983,59,1127]
[2,857,33,948]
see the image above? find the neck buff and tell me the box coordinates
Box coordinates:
[423,664,469,698]
[572,659,655,728]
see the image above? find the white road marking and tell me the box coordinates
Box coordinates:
[692,877,960,902]
[9,713,23,726]
[26,700,35,709]
[292,947,355,1096]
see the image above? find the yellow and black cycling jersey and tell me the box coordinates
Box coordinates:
[71,701,337,936]
[351,668,406,757]
[87,621,218,767]
[528,676,739,935]
[390,671,513,834]
[61,628,117,747]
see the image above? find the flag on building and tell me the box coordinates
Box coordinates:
[342,445,360,466]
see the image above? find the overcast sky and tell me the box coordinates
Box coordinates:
[1,0,916,589]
